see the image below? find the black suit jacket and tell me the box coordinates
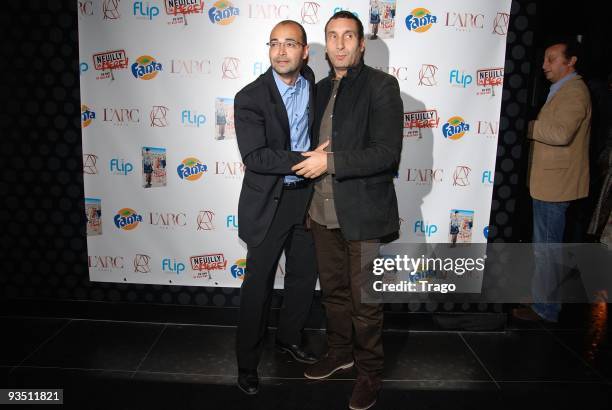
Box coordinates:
[235,66,315,247]
[314,62,403,241]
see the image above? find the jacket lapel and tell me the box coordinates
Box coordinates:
[303,66,315,135]
[264,68,291,141]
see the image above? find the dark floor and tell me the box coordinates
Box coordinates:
[1,303,611,410]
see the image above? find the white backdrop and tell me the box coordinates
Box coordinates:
[79,0,511,287]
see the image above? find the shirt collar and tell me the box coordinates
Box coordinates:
[549,71,577,95]
[272,70,305,97]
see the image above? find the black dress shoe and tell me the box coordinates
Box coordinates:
[275,340,317,364]
[237,369,259,395]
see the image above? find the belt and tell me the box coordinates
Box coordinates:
[283,179,310,190]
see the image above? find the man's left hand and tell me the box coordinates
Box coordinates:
[292,151,328,179]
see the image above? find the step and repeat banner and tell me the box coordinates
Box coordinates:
[79,0,511,287]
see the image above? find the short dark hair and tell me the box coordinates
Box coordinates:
[547,35,582,69]
[324,10,364,41]
[275,20,307,44]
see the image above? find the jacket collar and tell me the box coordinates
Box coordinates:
[328,59,365,82]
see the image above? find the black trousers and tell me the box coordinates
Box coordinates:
[236,187,317,371]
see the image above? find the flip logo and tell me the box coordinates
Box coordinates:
[162,258,185,274]
[110,158,134,175]
[414,220,438,237]
[450,69,473,87]
[133,2,160,19]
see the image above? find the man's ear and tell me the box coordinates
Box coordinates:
[303,44,310,61]
[568,55,578,68]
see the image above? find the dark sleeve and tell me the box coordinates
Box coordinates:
[333,75,404,180]
[235,91,304,175]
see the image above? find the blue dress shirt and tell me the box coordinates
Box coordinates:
[272,70,310,183]
[546,72,576,103]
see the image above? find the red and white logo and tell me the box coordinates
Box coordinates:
[222,57,240,79]
[197,210,215,231]
[190,253,228,279]
[215,161,245,178]
[148,212,187,228]
[476,120,499,138]
[93,49,128,80]
[300,2,319,24]
[103,107,140,125]
[452,166,471,187]
[492,12,510,35]
[102,0,121,20]
[169,59,212,76]
[476,68,504,96]
[83,154,98,175]
[150,105,169,127]
[418,64,438,86]
[444,12,485,31]
[406,168,443,185]
[248,3,290,19]
[89,255,124,271]
[79,1,94,16]
[133,254,152,273]
[404,110,439,138]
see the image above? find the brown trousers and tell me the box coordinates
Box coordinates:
[311,221,384,376]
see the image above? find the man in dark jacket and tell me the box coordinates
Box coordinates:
[292,11,403,410]
[234,20,325,395]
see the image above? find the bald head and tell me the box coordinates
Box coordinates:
[273,20,307,44]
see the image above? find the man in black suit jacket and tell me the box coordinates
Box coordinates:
[292,11,403,410]
[234,20,325,395]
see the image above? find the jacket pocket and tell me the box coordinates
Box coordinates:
[364,174,393,186]
[243,178,264,192]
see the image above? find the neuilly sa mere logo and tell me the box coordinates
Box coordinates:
[405,8,437,32]
[442,116,470,140]
[114,208,143,230]
[93,49,128,80]
[209,1,239,25]
[177,157,207,181]
[132,55,163,80]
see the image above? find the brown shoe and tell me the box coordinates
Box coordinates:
[304,352,354,380]
[349,374,381,410]
[512,306,552,322]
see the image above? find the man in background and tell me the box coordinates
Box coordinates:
[513,37,591,323]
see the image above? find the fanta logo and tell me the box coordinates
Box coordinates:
[209,1,239,25]
[230,258,246,280]
[114,208,143,230]
[442,116,470,140]
[131,55,163,80]
[81,105,95,128]
[406,8,437,32]
[177,157,207,181]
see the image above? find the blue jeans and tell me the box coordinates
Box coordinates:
[531,198,570,322]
